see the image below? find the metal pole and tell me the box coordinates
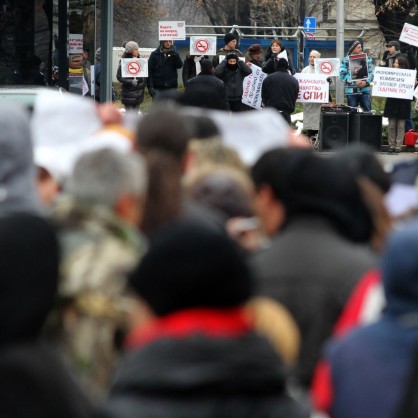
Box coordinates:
[336,0,344,104]
[58,0,68,90]
[100,0,113,102]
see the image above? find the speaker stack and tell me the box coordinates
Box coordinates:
[319,108,382,151]
[319,112,350,151]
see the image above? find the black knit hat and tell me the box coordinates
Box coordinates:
[129,219,253,316]
[226,52,239,61]
[276,58,289,70]
[224,32,237,45]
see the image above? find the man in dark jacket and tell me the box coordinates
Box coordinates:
[98,219,308,418]
[185,59,228,110]
[261,58,299,125]
[147,40,183,100]
[214,52,252,112]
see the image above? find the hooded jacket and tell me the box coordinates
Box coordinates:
[325,220,418,418]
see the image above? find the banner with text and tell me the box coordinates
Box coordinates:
[294,73,329,103]
[242,65,267,109]
[400,22,418,48]
[372,66,416,99]
[159,21,186,40]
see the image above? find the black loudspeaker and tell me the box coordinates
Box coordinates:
[319,113,349,150]
[349,113,382,151]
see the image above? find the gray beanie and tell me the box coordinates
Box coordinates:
[125,41,139,53]
[348,40,361,55]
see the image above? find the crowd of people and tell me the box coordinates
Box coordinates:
[6,32,418,418]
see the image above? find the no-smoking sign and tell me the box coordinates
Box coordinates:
[121,58,148,78]
[320,61,333,75]
[128,61,141,76]
[315,58,340,77]
[190,36,217,56]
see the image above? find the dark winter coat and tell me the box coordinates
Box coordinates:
[98,309,309,418]
[182,55,197,86]
[214,60,252,102]
[116,52,146,107]
[252,217,376,387]
[325,220,418,418]
[185,72,228,108]
[147,44,183,94]
[384,97,412,119]
[261,70,299,113]
[262,49,296,75]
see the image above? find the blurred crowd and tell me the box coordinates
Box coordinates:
[2,44,418,418]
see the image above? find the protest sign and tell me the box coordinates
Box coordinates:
[120,58,148,78]
[242,65,267,109]
[400,22,418,48]
[294,73,329,103]
[159,21,186,40]
[314,58,340,77]
[190,36,217,55]
[372,66,416,99]
[349,53,369,81]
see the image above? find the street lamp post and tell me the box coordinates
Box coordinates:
[99,0,113,102]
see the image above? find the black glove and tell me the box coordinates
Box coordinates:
[148,88,156,97]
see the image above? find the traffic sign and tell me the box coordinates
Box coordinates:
[303,17,316,33]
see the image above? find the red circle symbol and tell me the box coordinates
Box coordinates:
[320,61,334,75]
[195,39,209,53]
[127,61,141,75]
[306,32,316,41]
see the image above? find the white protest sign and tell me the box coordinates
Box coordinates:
[190,36,217,55]
[159,21,186,40]
[294,73,329,103]
[242,65,268,109]
[314,58,340,76]
[372,66,416,99]
[121,58,148,78]
[69,34,83,54]
[400,22,418,48]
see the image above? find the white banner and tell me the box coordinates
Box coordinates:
[314,58,340,77]
[190,36,217,55]
[241,65,267,109]
[372,66,416,99]
[294,73,329,103]
[159,21,186,40]
[400,22,418,48]
[120,58,148,78]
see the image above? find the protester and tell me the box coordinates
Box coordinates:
[214,52,252,112]
[147,40,183,100]
[0,213,92,418]
[47,148,148,404]
[182,54,202,86]
[384,55,411,153]
[251,148,377,390]
[339,40,374,112]
[262,39,296,75]
[98,219,309,418]
[116,41,147,111]
[301,50,322,140]
[245,43,264,67]
[261,58,299,125]
[184,59,228,110]
[213,32,244,68]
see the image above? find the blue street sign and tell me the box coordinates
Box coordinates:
[303,17,316,33]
